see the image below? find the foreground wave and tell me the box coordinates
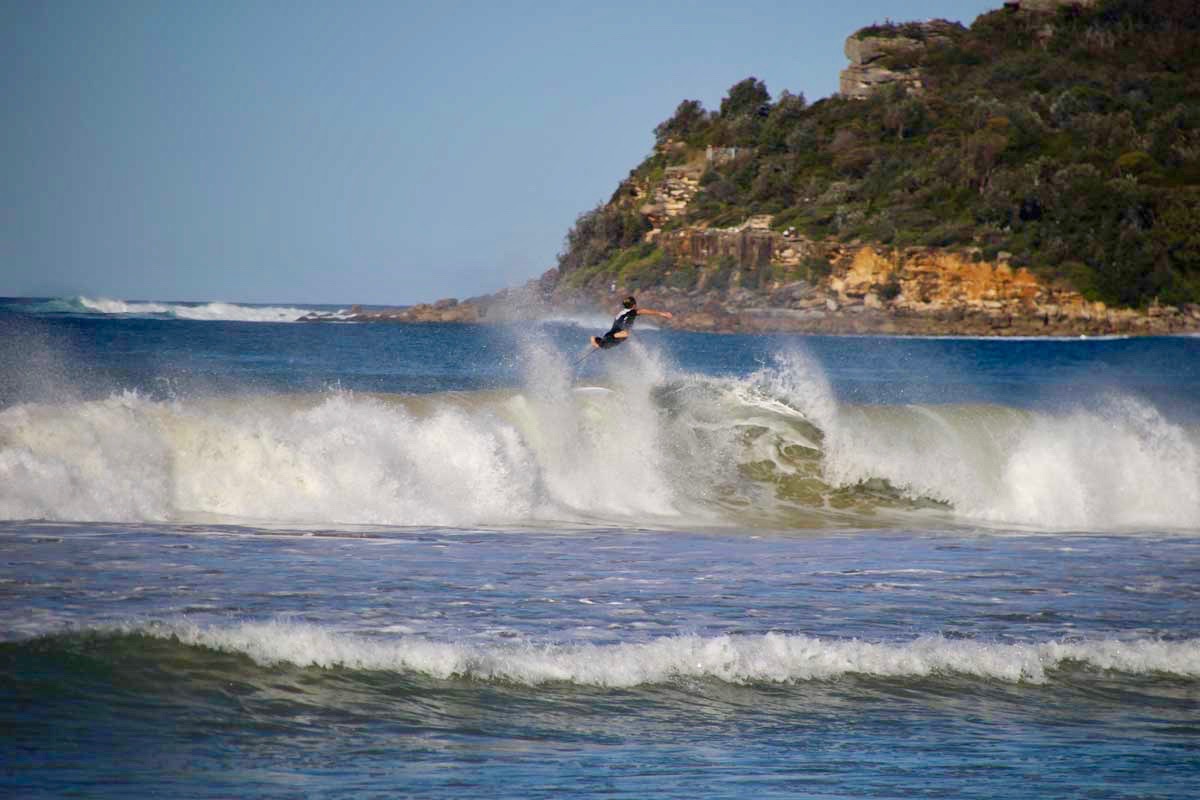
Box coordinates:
[12,622,1200,687]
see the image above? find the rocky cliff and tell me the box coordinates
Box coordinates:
[555,236,1200,336]
[838,20,962,100]
[327,231,1200,336]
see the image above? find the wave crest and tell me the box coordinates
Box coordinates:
[116,621,1200,686]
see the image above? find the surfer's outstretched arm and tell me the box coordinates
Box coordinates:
[639,308,673,320]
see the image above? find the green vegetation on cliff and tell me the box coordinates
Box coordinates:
[557,0,1200,308]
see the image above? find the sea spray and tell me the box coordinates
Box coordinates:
[747,348,840,429]
[508,332,681,518]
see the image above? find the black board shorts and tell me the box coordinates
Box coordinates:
[593,335,622,349]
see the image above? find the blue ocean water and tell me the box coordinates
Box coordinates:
[2,297,1199,798]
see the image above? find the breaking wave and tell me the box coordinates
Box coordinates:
[17,622,1200,687]
[0,343,1197,531]
[22,296,334,323]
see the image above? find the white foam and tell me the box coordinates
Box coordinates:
[0,391,174,521]
[78,296,315,323]
[506,333,682,519]
[816,394,1200,530]
[535,311,614,330]
[145,620,1200,686]
[0,352,693,525]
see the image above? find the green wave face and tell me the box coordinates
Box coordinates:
[647,380,954,528]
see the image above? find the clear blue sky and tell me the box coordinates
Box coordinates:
[2,0,999,305]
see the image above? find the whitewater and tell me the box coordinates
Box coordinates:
[2,348,1197,530]
[2,298,1199,799]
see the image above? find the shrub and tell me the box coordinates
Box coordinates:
[654,100,710,146]
[705,255,739,291]
[1050,84,1110,126]
[801,255,833,282]
[667,261,700,290]
[1115,151,1156,177]
[720,78,771,119]
[922,221,974,247]
[879,274,902,301]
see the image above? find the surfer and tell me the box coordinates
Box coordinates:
[590,296,673,349]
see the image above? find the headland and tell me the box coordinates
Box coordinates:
[308,0,1200,337]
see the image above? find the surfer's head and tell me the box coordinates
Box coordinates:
[622,296,637,309]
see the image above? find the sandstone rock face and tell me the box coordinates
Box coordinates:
[318,235,1199,336]
[539,213,1195,336]
[844,35,920,67]
[833,246,1069,319]
[534,233,1198,336]
[641,165,702,230]
[658,227,775,270]
[838,20,963,99]
[839,64,922,99]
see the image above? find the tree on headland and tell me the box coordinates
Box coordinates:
[719,77,771,119]
[654,100,708,146]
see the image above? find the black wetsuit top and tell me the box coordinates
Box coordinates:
[596,308,637,348]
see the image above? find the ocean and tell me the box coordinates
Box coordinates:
[2,296,1198,799]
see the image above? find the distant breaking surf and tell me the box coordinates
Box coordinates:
[24,296,343,323]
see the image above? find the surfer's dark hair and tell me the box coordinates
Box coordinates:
[622,296,636,309]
